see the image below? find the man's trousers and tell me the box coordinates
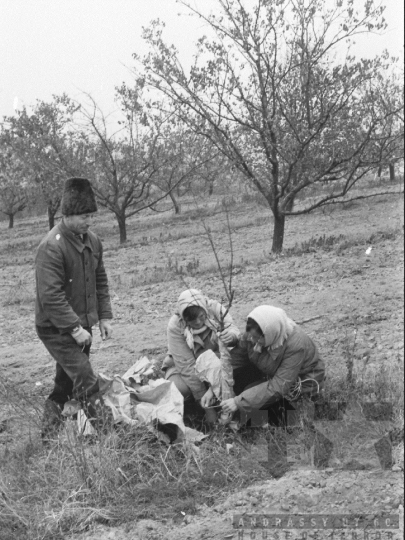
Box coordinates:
[36,325,99,408]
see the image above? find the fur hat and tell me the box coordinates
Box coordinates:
[61,178,98,216]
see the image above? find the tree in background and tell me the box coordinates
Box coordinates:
[82,86,220,241]
[2,95,88,229]
[150,119,224,213]
[193,149,233,197]
[140,0,403,252]
[80,89,179,243]
[0,147,31,228]
[370,68,404,181]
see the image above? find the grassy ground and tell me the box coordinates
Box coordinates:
[0,183,403,539]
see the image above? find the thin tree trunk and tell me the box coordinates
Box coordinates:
[48,207,55,230]
[272,212,285,253]
[389,163,395,181]
[169,190,181,214]
[118,217,127,243]
[8,214,14,229]
[377,166,382,178]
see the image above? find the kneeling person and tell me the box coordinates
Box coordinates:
[221,305,325,425]
[164,289,239,424]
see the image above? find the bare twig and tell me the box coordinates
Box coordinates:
[195,198,236,329]
[296,315,324,325]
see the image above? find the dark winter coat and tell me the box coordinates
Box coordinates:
[230,326,325,412]
[35,219,112,332]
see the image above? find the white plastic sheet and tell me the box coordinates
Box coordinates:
[64,357,206,443]
[195,346,236,426]
[195,345,235,401]
[195,350,222,400]
[121,356,155,383]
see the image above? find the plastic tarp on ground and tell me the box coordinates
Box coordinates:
[195,347,236,426]
[67,357,206,443]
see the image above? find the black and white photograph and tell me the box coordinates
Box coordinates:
[0,1,403,539]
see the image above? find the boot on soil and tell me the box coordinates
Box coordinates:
[41,399,64,445]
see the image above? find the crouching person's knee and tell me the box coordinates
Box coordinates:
[166,372,193,400]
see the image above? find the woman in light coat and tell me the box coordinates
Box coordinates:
[163,289,240,423]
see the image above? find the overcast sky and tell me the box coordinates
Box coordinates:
[1,0,403,120]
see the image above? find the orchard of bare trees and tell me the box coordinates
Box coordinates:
[0,0,403,250]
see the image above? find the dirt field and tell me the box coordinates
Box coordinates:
[0,188,404,539]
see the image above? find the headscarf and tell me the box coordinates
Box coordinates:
[176,289,208,319]
[176,289,217,349]
[248,305,296,350]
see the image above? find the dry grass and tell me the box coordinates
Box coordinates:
[1,348,403,540]
[0,381,265,540]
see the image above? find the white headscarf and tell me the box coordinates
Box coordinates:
[248,305,296,350]
[176,289,207,319]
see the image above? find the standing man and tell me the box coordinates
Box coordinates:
[35,177,113,441]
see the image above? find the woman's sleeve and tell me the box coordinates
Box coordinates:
[234,346,305,412]
[229,335,251,369]
[167,317,207,400]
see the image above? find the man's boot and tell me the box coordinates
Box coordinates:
[41,399,63,444]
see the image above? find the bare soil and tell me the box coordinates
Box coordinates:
[0,190,403,540]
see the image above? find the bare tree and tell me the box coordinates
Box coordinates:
[2,95,88,229]
[152,122,224,213]
[0,148,29,228]
[194,150,233,197]
[370,69,404,181]
[139,0,403,252]
[81,88,221,241]
[80,93,162,243]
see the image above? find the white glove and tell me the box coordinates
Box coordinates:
[71,326,92,347]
